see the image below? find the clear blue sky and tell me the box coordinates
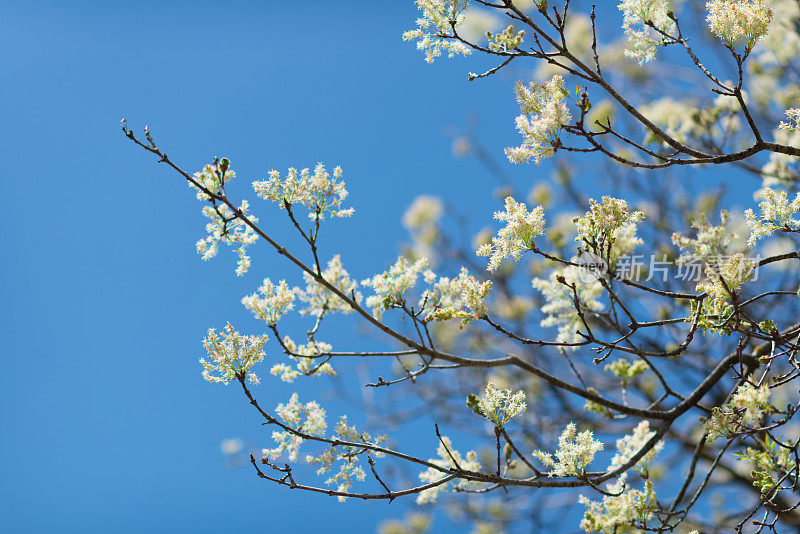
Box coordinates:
[0,1,537,532]
[1,1,751,533]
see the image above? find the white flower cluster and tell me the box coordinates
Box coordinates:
[641,94,745,147]
[533,422,604,477]
[190,158,233,200]
[672,211,735,260]
[755,0,800,65]
[640,97,696,145]
[190,160,256,276]
[263,393,327,462]
[745,186,800,246]
[403,195,444,263]
[296,255,361,316]
[505,76,572,165]
[403,0,472,63]
[579,474,657,534]
[761,125,800,185]
[673,211,754,317]
[618,0,676,64]
[608,421,664,473]
[706,0,774,48]
[269,336,336,383]
[252,163,353,221]
[731,382,772,425]
[199,323,269,385]
[418,271,459,316]
[416,435,481,504]
[697,253,755,316]
[362,257,429,319]
[426,267,493,325]
[604,358,649,382]
[532,266,605,346]
[779,108,800,131]
[477,196,546,272]
[574,196,645,264]
[705,382,771,442]
[475,383,527,427]
[271,336,336,383]
[403,195,443,230]
[306,416,386,502]
[493,294,535,321]
[486,25,525,52]
[241,278,295,326]
[195,200,259,276]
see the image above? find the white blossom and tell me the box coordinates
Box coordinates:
[427,267,493,325]
[296,255,361,316]
[673,211,755,319]
[492,294,535,321]
[252,163,353,221]
[486,25,525,52]
[419,270,459,317]
[403,0,472,63]
[404,195,444,263]
[761,126,800,185]
[241,278,296,325]
[779,108,800,131]
[417,436,482,504]
[532,265,605,346]
[618,0,676,63]
[505,75,572,165]
[190,158,234,201]
[706,0,774,48]
[705,381,772,442]
[263,393,327,462]
[745,186,800,246]
[755,0,800,64]
[731,381,772,426]
[605,358,649,381]
[199,323,269,385]
[270,336,336,383]
[306,416,386,502]
[641,94,746,147]
[672,211,735,260]
[697,252,756,316]
[608,421,664,473]
[420,269,503,322]
[579,474,657,533]
[574,196,645,264]
[475,383,527,427]
[476,196,546,272]
[533,422,604,477]
[403,195,444,230]
[640,97,697,145]
[195,200,259,276]
[574,196,645,246]
[362,257,429,319]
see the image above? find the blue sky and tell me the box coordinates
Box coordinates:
[0,1,537,532]
[1,1,757,533]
